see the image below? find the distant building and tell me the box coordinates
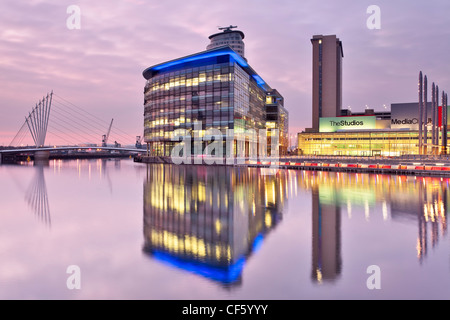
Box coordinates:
[298,102,450,156]
[310,35,344,132]
[298,34,449,156]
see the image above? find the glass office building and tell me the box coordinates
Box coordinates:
[298,102,450,157]
[143,46,288,157]
[298,130,419,156]
[266,89,289,155]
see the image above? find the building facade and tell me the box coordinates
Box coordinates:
[298,102,450,156]
[143,30,288,158]
[310,35,344,132]
[266,89,289,155]
[299,130,419,156]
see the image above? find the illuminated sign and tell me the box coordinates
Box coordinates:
[389,103,450,130]
[319,116,376,133]
[390,103,425,130]
[391,118,419,125]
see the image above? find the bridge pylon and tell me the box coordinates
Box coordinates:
[25,91,53,148]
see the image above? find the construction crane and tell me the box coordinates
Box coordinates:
[102,118,114,147]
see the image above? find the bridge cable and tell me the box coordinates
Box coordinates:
[52,94,136,140]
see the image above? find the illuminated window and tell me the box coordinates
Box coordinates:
[266,122,276,129]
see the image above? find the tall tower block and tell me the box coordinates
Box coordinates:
[311,35,344,132]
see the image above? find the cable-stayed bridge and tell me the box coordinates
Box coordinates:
[1,91,145,163]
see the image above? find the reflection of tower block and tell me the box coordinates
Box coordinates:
[311,189,342,283]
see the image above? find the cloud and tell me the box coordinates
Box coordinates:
[1,0,450,143]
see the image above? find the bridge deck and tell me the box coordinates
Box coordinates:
[0,146,145,154]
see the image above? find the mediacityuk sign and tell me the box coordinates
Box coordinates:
[319,116,376,133]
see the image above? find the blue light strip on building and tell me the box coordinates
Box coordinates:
[252,75,265,87]
[151,250,246,284]
[149,232,266,285]
[151,48,248,71]
[143,47,270,91]
[251,233,264,253]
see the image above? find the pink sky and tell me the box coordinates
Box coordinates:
[1,0,450,146]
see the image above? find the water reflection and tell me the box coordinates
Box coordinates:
[4,159,450,298]
[143,166,450,288]
[25,164,51,226]
[16,158,123,227]
[311,185,342,283]
[142,165,293,287]
[298,171,449,268]
[416,179,448,263]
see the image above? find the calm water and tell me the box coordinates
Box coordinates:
[1,159,450,299]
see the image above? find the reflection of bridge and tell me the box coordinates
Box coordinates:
[25,165,51,227]
[1,91,145,163]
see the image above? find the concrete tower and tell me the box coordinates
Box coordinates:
[310,35,344,132]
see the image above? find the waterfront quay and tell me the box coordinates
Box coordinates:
[135,154,450,176]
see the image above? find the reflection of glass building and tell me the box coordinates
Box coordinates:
[298,171,449,265]
[142,28,288,157]
[414,179,448,263]
[142,164,288,286]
